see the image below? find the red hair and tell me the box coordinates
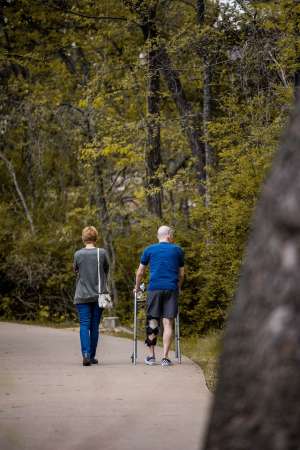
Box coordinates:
[82,226,98,243]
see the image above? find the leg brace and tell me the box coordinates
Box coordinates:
[145,317,159,347]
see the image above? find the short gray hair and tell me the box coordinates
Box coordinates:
[157,225,173,240]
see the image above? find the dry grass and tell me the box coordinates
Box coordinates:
[180,331,222,391]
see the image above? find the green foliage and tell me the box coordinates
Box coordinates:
[0,0,297,333]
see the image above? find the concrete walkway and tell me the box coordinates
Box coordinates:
[0,322,211,450]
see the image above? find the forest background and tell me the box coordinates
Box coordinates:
[0,0,299,335]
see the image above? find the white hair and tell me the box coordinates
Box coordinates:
[157,225,173,240]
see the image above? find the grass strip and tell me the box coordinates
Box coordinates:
[180,331,222,391]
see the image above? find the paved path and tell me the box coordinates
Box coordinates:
[0,323,211,450]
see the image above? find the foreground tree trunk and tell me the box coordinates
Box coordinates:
[203,99,300,449]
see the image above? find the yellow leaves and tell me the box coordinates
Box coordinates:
[38,306,49,322]
[102,142,142,168]
[78,99,88,109]
[80,145,100,162]
[92,96,105,109]
[102,142,129,156]
[264,19,277,31]
[134,186,145,202]
[80,140,142,170]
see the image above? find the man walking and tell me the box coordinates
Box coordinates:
[134,225,185,366]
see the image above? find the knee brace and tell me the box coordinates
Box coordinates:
[145,317,159,347]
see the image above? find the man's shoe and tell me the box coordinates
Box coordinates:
[161,358,172,367]
[83,354,91,366]
[90,358,98,364]
[144,356,156,365]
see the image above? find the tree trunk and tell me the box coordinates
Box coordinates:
[180,197,190,229]
[295,68,300,103]
[197,0,205,24]
[124,0,204,199]
[145,35,163,218]
[203,59,213,207]
[94,159,118,304]
[123,1,163,217]
[196,0,215,206]
[0,150,35,234]
[158,46,205,194]
[84,108,118,303]
[203,98,300,450]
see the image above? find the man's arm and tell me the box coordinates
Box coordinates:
[178,266,185,291]
[134,264,147,292]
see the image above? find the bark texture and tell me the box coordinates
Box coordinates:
[141,6,163,218]
[295,68,300,103]
[203,100,300,450]
[203,59,213,207]
[124,0,163,217]
[196,0,215,206]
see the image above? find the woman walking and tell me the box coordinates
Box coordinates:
[73,226,110,366]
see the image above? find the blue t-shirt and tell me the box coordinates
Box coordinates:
[140,242,184,291]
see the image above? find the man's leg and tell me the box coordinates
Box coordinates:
[90,303,103,360]
[162,317,174,359]
[145,317,159,358]
[145,291,161,364]
[161,290,178,363]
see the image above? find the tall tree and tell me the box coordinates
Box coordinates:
[196,0,214,206]
[138,0,163,218]
[0,150,35,234]
[158,44,205,194]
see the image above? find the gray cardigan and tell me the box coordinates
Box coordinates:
[73,247,109,304]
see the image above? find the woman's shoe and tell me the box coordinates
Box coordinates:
[83,354,91,366]
[90,358,98,364]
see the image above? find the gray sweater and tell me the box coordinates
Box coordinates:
[73,247,109,304]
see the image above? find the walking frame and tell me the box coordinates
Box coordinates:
[131,287,182,365]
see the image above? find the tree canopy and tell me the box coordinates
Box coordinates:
[0,0,298,332]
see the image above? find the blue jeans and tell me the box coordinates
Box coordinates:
[76,303,103,359]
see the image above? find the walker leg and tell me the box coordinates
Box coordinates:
[176,312,181,364]
[133,293,138,365]
[175,316,179,359]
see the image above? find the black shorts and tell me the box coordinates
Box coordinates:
[147,290,178,319]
